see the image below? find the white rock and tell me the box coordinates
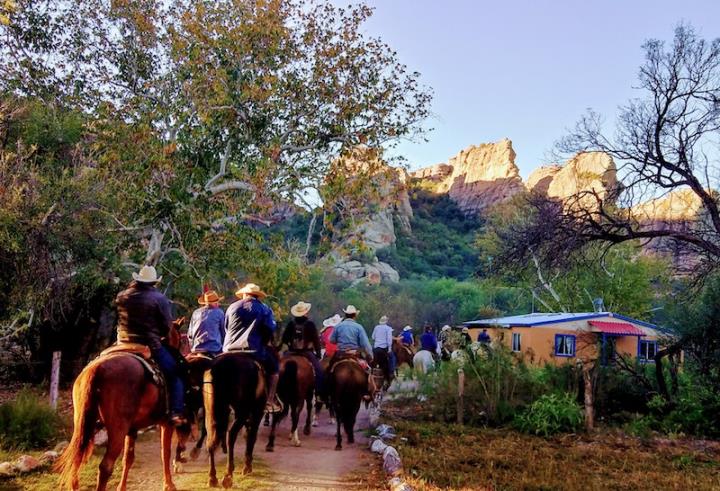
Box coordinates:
[0,461,14,476]
[370,438,388,454]
[382,446,402,475]
[14,455,40,473]
[39,450,59,465]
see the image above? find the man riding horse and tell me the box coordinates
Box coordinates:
[223,282,282,413]
[115,265,186,426]
[371,315,395,383]
[280,301,325,398]
[328,305,374,399]
[187,289,225,357]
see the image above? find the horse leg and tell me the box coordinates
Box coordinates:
[345,405,358,444]
[290,402,301,446]
[243,409,262,475]
[265,405,283,452]
[303,393,313,436]
[96,426,126,491]
[160,424,177,491]
[116,430,137,491]
[222,416,243,488]
[190,424,205,460]
[173,426,189,474]
[334,407,343,451]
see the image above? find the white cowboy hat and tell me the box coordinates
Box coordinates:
[441,325,451,332]
[343,305,359,315]
[462,327,469,333]
[379,315,389,324]
[235,283,267,298]
[133,265,162,283]
[291,301,312,317]
[322,314,342,328]
[403,325,412,332]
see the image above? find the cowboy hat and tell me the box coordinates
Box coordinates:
[133,265,162,283]
[403,325,412,332]
[235,283,267,298]
[462,327,469,333]
[343,305,359,315]
[441,325,451,332]
[198,290,224,305]
[379,315,388,324]
[291,301,312,317]
[322,314,342,328]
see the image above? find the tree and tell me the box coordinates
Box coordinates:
[499,25,720,277]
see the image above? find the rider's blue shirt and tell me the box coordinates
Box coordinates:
[188,306,225,354]
[330,318,372,355]
[223,297,276,353]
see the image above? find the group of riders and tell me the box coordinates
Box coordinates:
[114,264,491,427]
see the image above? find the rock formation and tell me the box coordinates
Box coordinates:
[411,138,525,213]
[527,152,619,203]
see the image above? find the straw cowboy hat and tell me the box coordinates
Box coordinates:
[198,290,224,305]
[461,327,469,333]
[441,325,452,332]
[403,325,412,332]
[133,265,162,283]
[322,314,342,329]
[343,305,359,315]
[379,315,389,324]
[291,301,312,317]
[235,283,267,298]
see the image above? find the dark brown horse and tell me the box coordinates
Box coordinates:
[55,319,184,491]
[204,352,266,488]
[392,337,415,371]
[266,354,315,451]
[371,347,394,388]
[328,358,367,450]
[173,352,215,472]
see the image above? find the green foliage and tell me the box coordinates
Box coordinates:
[513,393,583,436]
[377,189,483,280]
[0,389,62,450]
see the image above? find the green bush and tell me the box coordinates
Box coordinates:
[0,389,63,450]
[514,393,583,436]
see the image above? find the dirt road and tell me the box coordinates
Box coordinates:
[116,406,375,491]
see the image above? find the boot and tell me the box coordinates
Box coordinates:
[265,373,283,413]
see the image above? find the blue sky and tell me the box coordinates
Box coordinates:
[341,0,720,177]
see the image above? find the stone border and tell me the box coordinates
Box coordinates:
[368,424,413,491]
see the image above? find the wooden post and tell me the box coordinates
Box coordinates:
[456,368,465,424]
[50,351,61,410]
[582,361,594,431]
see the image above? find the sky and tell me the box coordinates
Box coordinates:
[336,0,720,178]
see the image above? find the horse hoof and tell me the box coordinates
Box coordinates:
[208,477,219,488]
[243,464,253,475]
[190,447,201,460]
[173,461,183,474]
[293,440,301,447]
[163,484,177,491]
[335,445,342,451]
[221,476,233,488]
[303,426,311,436]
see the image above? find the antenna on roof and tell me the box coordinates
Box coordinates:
[592,298,605,313]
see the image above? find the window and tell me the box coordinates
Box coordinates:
[511,333,521,352]
[555,334,576,357]
[639,340,658,362]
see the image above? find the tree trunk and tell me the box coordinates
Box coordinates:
[582,362,595,431]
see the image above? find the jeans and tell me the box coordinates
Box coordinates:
[152,346,185,416]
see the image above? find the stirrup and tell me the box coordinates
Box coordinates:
[265,398,284,414]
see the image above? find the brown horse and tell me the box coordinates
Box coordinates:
[328,358,367,450]
[392,337,415,371]
[371,347,394,388]
[204,352,266,488]
[55,319,184,491]
[266,353,315,451]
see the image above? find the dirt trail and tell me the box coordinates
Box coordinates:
[118,406,374,491]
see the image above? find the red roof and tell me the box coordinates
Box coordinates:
[589,321,645,336]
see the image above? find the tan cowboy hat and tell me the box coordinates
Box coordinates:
[133,265,162,283]
[441,325,451,332]
[403,325,412,332]
[379,315,389,324]
[322,314,342,328]
[235,283,267,298]
[343,305,359,315]
[198,290,224,305]
[291,301,312,317]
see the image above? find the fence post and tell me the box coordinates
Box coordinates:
[581,361,594,431]
[456,368,465,424]
[50,351,61,410]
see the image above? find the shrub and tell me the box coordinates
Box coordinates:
[0,389,63,449]
[514,393,583,436]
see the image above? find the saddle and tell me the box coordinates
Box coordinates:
[97,343,165,391]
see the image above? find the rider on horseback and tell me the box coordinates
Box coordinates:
[371,315,395,376]
[419,325,439,361]
[223,283,283,413]
[329,305,374,398]
[187,289,225,356]
[115,265,186,426]
[280,301,325,397]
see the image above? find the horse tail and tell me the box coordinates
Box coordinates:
[280,360,298,399]
[55,365,99,489]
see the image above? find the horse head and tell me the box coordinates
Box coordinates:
[168,316,186,349]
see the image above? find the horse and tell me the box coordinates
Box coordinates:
[55,319,184,491]
[314,356,335,425]
[173,352,215,473]
[392,338,415,371]
[204,352,266,488]
[266,353,315,451]
[413,349,436,374]
[328,357,367,450]
[371,347,393,388]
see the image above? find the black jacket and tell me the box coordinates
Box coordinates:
[115,281,173,351]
